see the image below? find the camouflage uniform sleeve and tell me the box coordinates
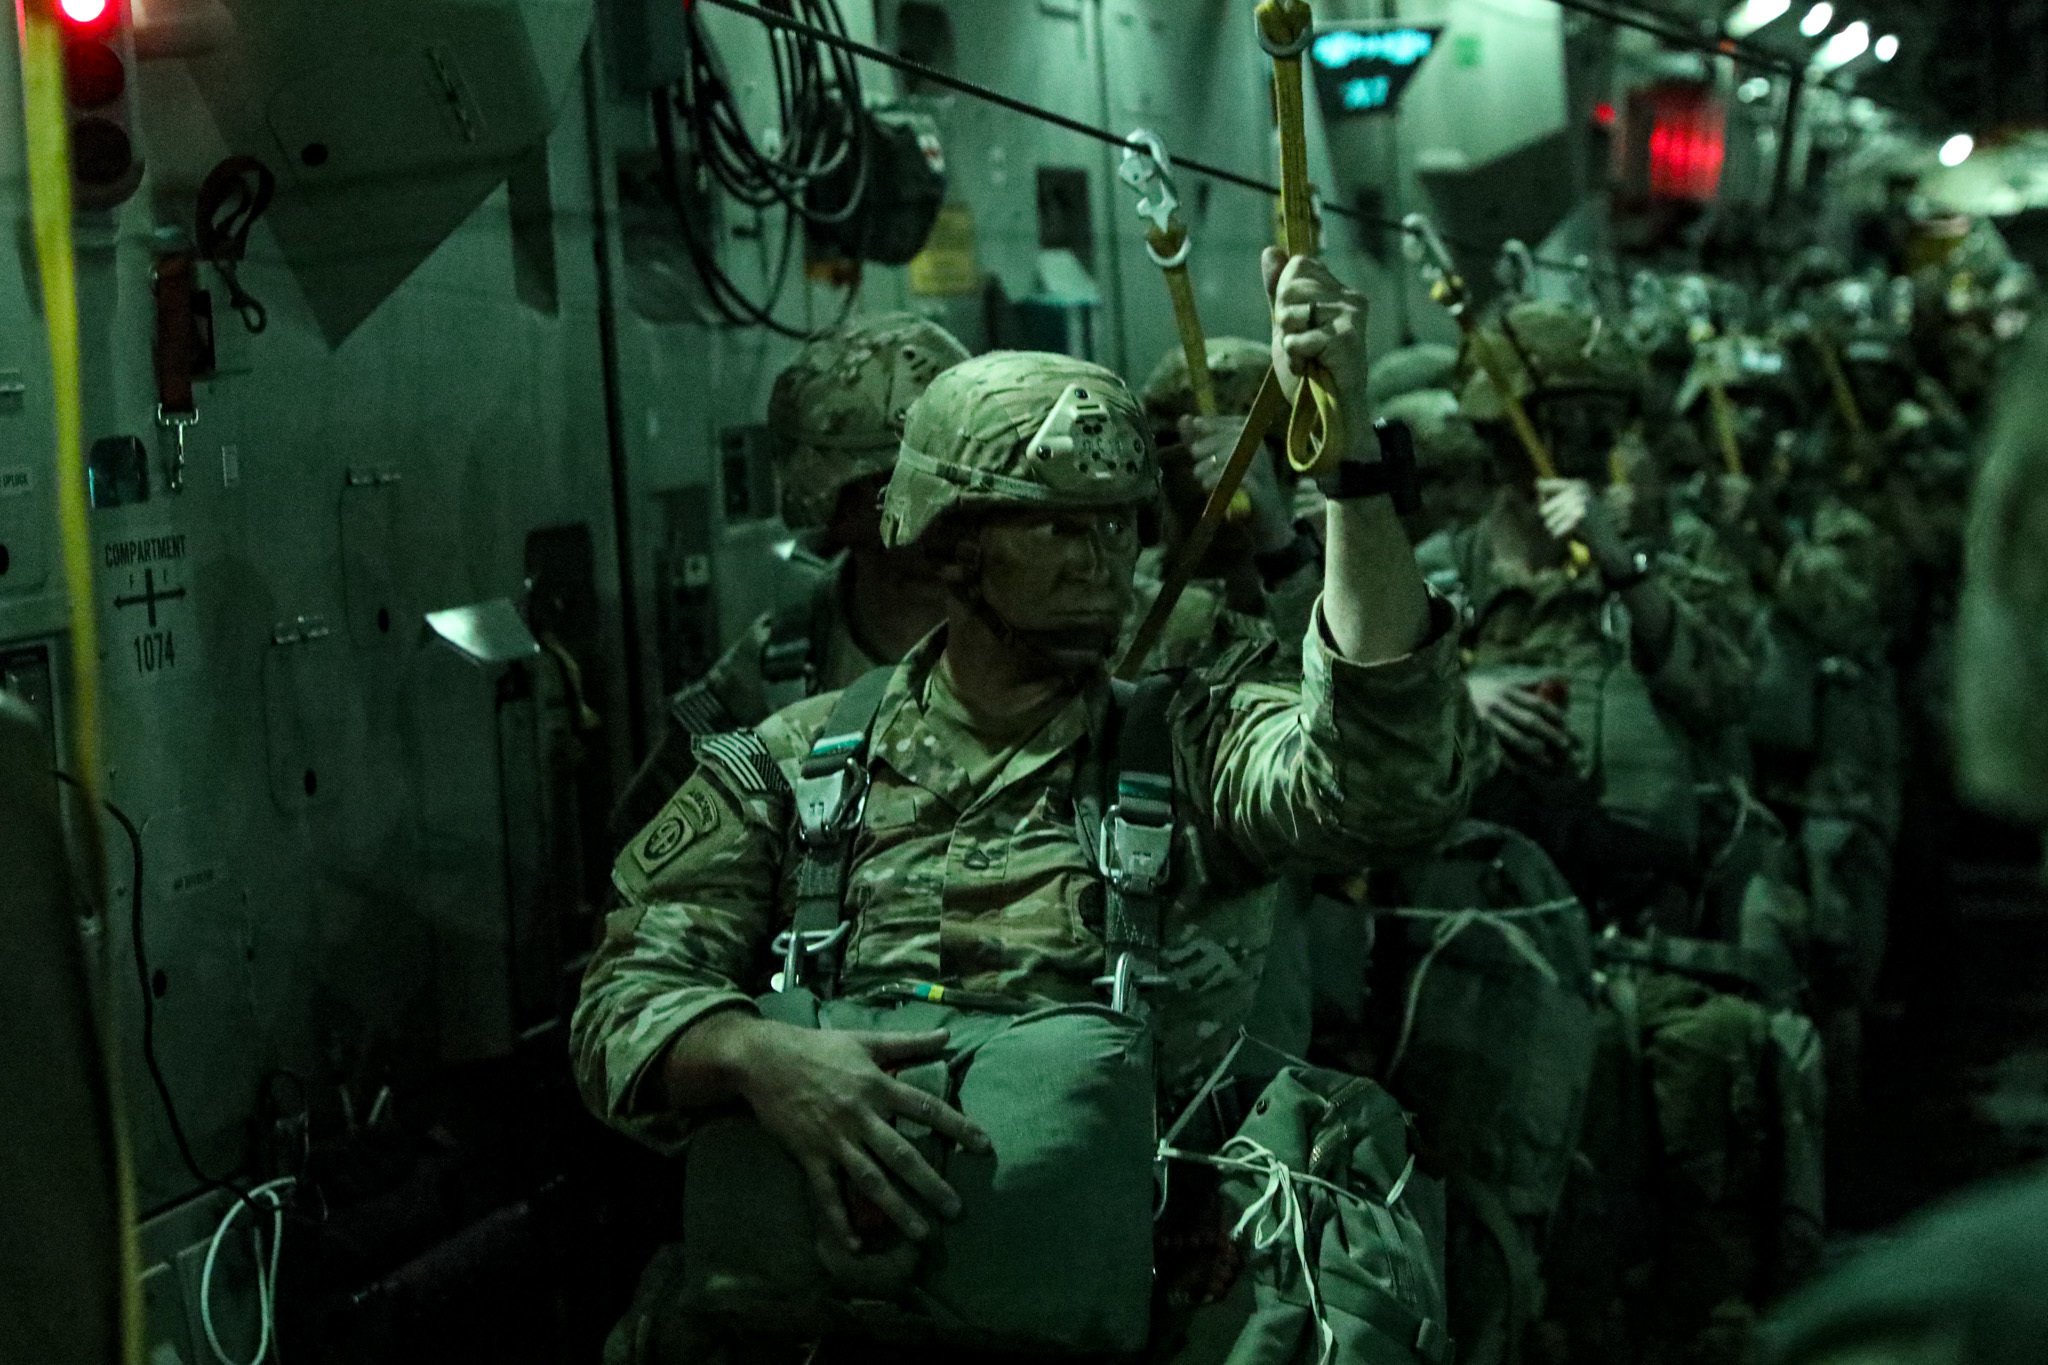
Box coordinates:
[568,721,804,1156]
[1640,557,1757,736]
[1193,591,1481,872]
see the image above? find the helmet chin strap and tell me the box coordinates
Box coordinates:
[951,539,1114,678]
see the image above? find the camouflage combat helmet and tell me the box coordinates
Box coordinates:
[1457,300,1647,423]
[881,351,1158,549]
[1139,337,1271,427]
[1376,389,1488,472]
[1367,343,1459,410]
[768,312,971,529]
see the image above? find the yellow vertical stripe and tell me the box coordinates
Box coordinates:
[15,4,141,1361]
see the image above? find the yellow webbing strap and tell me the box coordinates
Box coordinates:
[1438,284,1592,574]
[1151,221,1250,520]
[1256,0,1345,479]
[1153,227,1218,419]
[1117,373,1291,679]
[1707,381,1745,477]
[1692,327,1745,478]
[15,4,140,1360]
[1806,327,1872,480]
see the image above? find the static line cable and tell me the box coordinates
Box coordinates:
[696,0,1634,287]
[16,4,138,1358]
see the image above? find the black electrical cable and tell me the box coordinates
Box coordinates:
[52,770,270,1224]
[653,84,861,339]
[662,0,870,336]
[693,0,1643,289]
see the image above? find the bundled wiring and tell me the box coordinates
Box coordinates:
[659,0,869,337]
[200,1175,296,1365]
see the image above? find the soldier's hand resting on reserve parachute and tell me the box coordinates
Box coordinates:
[660,1012,991,1254]
[1468,674,1575,767]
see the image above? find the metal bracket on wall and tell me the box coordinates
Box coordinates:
[264,615,338,812]
[271,615,333,647]
[341,469,405,648]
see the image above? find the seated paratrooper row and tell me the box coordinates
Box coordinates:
[1425,298,1825,1364]
[1752,287,2048,1365]
[575,251,1485,1365]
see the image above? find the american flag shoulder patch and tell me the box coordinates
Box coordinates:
[692,730,785,798]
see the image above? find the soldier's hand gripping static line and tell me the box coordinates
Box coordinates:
[1263,246,1434,664]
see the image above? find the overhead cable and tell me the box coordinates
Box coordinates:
[695,0,1632,286]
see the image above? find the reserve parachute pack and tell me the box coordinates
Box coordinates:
[655,666,1450,1363]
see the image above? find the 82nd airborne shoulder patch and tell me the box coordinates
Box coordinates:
[632,779,724,877]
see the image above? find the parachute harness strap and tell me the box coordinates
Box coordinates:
[1258,0,1346,479]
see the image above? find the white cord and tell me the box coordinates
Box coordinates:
[200,1177,297,1365]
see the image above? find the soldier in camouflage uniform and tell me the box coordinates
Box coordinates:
[608,313,970,847]
[1434,299,1755,909]
[574,252,1481,1361]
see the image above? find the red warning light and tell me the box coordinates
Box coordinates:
[1638,86,1726,201]
[1594,101,1618,129]
[59,0,110,24]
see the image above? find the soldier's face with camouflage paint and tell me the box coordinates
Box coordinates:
[972,505,1142,664]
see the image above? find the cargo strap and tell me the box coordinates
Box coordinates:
[195,155,274,334]
[1094,673,1180,1018]
[773,665,892,996]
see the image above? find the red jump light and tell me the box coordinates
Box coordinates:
[59,0,110,24]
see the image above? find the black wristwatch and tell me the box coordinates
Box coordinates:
[1605,550,1653,592]
[1315,419,1420,513]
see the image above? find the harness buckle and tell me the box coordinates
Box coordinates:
[1093,951,1171,1017]
[772,922,853,994]
[794,736,869,848]
[1099,777,1174,897]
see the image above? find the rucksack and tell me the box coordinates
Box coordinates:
[1552,968,1826,1364]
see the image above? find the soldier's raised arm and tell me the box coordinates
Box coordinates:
[1190,251,1483,872]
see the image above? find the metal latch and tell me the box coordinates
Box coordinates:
[1099,778,1174,897]
[771,922,852,994]
[1094,951,1171,1017]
